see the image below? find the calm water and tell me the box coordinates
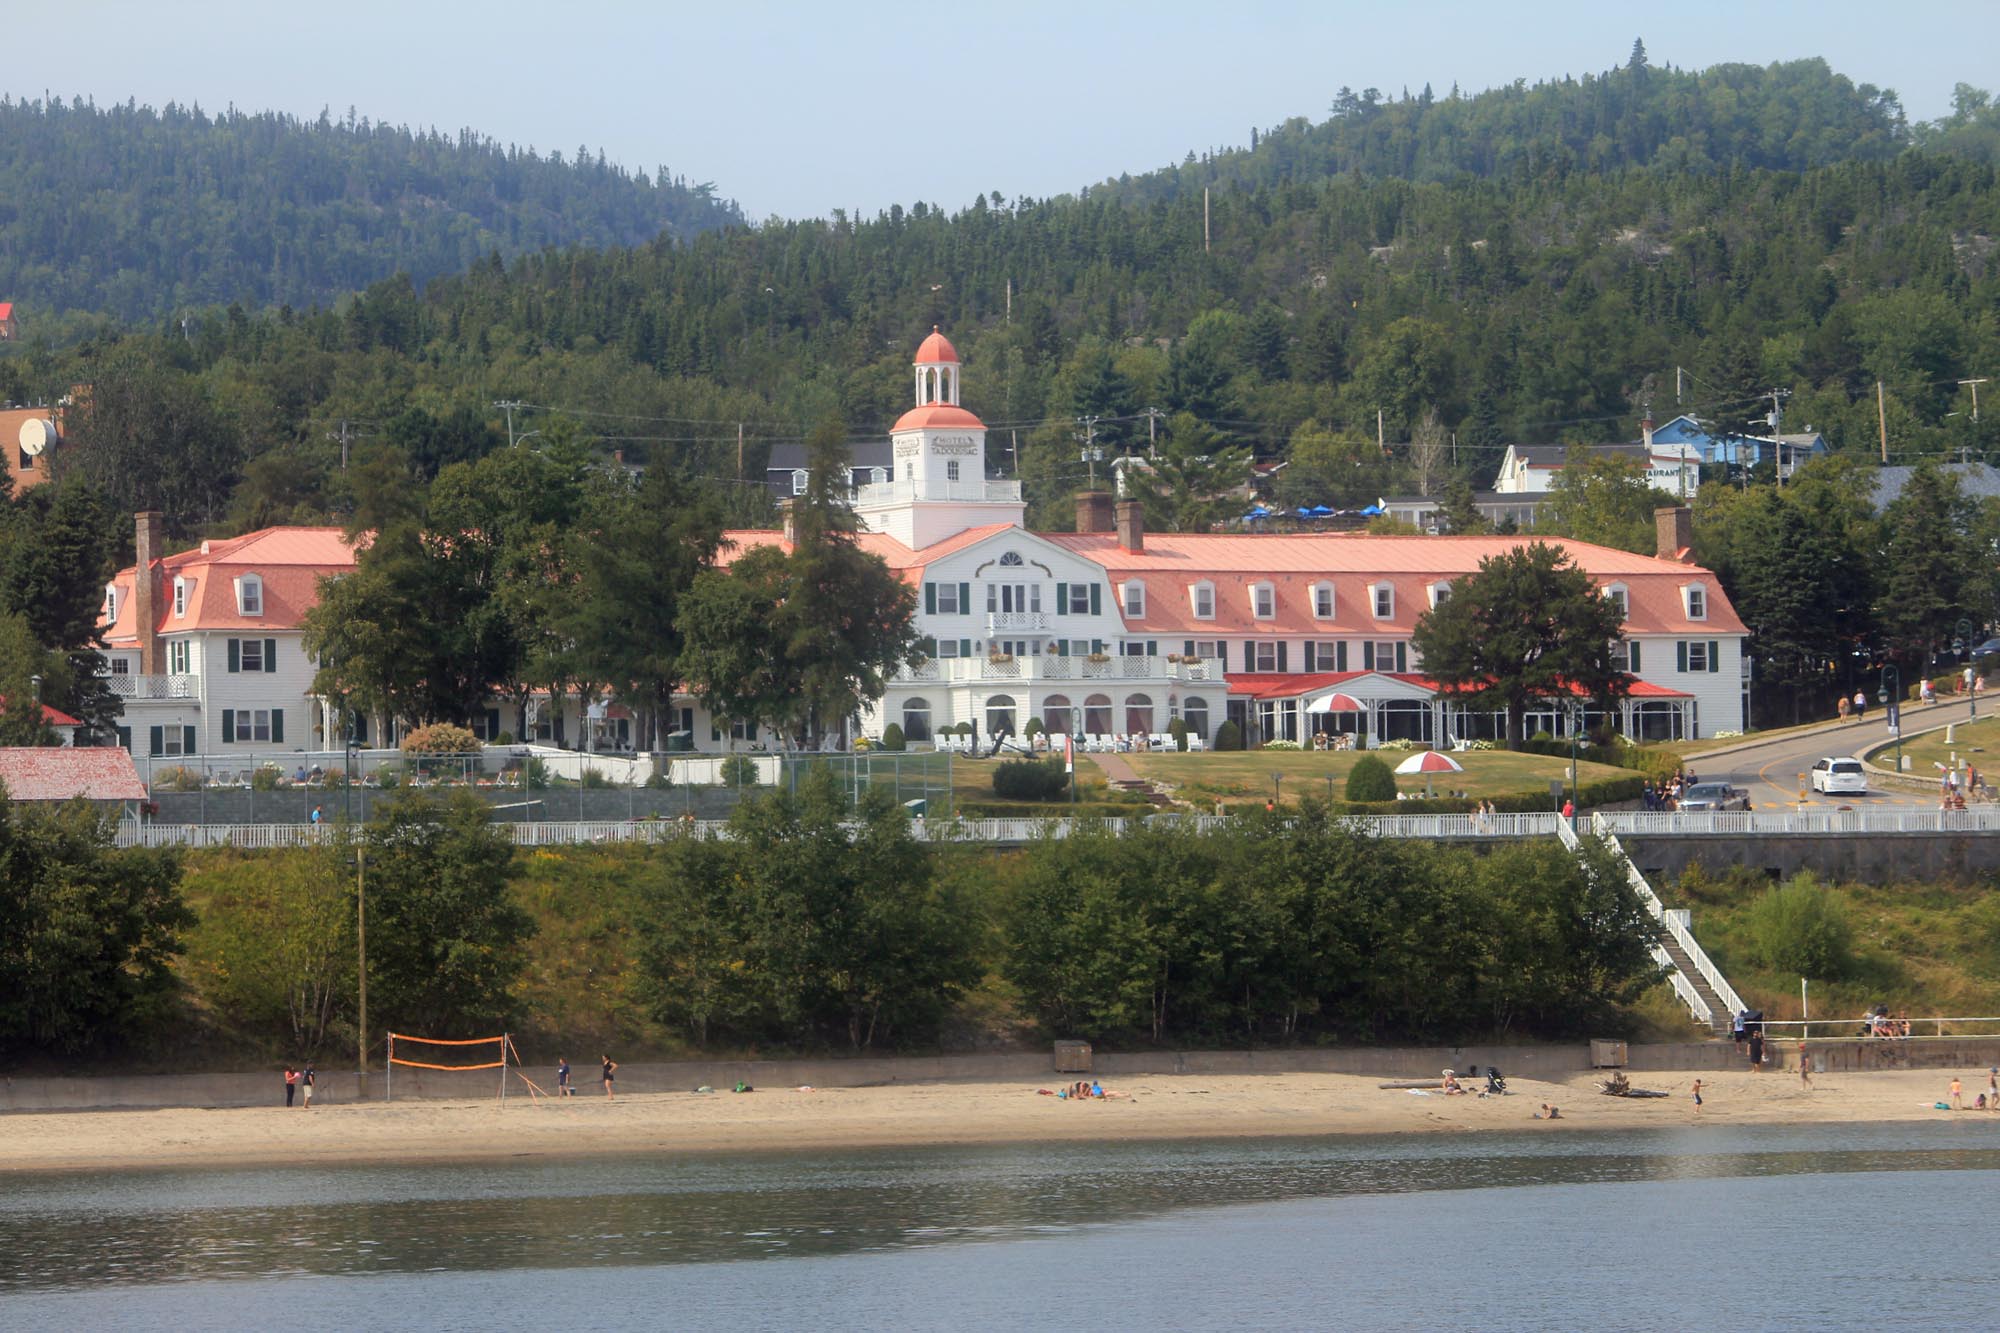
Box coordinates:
[2,1122,1997,1329]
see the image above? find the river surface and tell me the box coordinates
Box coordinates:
[2,1121,1996,1329]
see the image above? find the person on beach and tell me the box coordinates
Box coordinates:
[601,1055,617,1099]
[1536,1104,1561,1119]
[557,1057,571,1097]
[284,1066,297,1107]
[1950,1077,1964,1109]
[1748,1029,1764,1070]
[1798,1040,1812,1089]
[1987,1068,1998,1109]
[302,1062,315,1108]
[1691,1079,1704,1113]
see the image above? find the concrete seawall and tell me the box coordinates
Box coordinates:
[9,1038,1997,1113]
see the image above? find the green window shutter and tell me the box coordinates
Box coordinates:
[1089,584,1101,616]
[227,638,240,673]
[272,709,285,744]
[1337,641,1349,672]
[183,726,196,754]
[1092,639,1104,655]
[1677,641,1688,673]
[1709,640,1719,673]
[959,582,970,614]
[1147,640,1157,657]
[116,726,131,752]
[265,638,277,672]
[1363,642,1375,671]
[1628,641,1641,672]
[959,639,971,657]
[925,582,936,615]
[1183,640,1195,658]
[1396,642,1408,673]
[149,725,163,756]
[221,710,235,744]
[1277,642,1289,672]
[1055,582,1068,615]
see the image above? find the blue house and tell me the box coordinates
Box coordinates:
[1648,414,1827,476]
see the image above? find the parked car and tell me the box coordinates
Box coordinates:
[1975,637,2000,658]
[1810,756,1868,795]
[1677,781,1750,812]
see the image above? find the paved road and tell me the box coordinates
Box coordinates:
[1698,693,1990,809]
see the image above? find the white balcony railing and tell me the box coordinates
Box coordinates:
[104,673,199,700]
[852,478,1023,506]
[986,611,1050,633]
[899,654,1227,685]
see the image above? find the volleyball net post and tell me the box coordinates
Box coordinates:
[384,1032,511,1103]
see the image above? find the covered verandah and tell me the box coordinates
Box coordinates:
[1225,672,1696,748]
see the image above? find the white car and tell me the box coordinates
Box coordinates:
[1810,757,1867,795]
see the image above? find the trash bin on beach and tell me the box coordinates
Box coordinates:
[1053,1040,1092,1073]
[1590,1039,1629,1068]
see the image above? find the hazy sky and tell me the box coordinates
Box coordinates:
[16,1,1991,219]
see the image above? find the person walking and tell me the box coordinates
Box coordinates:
[601,1055,617,1099]
[302,1062,315,1109]
[1691,1078,1704,1114]
[1798,1040,1812,1089]
[1987,1067,1998,1109]
[557,1057,572,1098]
[284,1066,298,1108]
[1852,689,1866,722]
[1748,1028,1764,1071]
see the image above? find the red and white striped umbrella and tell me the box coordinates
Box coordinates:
[1393,750,1465,775]
[1306,692,1366,714]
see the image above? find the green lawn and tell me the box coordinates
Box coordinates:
[1122,748,1639,804]
[1867,713,2000,783]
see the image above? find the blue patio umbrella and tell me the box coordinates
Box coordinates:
[1308,504,1334,517]
[1359,503,1384,517]
[1296,507,1314,518]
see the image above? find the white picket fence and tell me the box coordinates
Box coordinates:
[1592,808,2000,836]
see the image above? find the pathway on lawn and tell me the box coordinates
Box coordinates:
[1085,750,1170,805]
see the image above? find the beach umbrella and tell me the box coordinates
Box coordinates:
[1296,506,1314,518]
[1309,504,1334,517]
[1359,503,1384,517]
[1306,693,1365,714]
[1394,748,1464,798]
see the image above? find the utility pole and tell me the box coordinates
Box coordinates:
[1203,187,1211,253]
[1767,387,1790,487]
[494,399,524,448]
[1960,378,1989,424]
[736,422,744,479]
[1377,408,1386,456]
[1005,278,1012,323]
[1675,366,1684,407]
[1077,415,1101,487]
[1141,406,1164,457]
[329,419,354,470]
[1877,381,1889,463]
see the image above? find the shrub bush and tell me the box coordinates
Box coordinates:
[1024,717,1045,741]
[581,769,614,789]
[250,765,283,792]
[1212,719,1244,751]
[880,723,906,752]
[151,765,202,792]
[717,755,759,787]
[1743,873,1857,980]
[1168,718,1189,751]
[494,731,515,746]
[992,758,1068,801]
[1346,755,1399,802]
[400,722,483,755]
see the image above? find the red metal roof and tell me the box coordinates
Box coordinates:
[890,403,985,433]
[717,523,1016,588]
[102,526,364,643]
[0,747,147,802]
[913,327,959,364]
[1227,671,1691,701]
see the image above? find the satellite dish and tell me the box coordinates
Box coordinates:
[17,417,56,457]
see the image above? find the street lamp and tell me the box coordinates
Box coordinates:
[1879,665,1902,778]
[1568,699,1585,830]
[344,713,369,1102]
[1272,772,1284,811]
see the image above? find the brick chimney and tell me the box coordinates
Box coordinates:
[778,498,798,545]
[1114,497,1145,553]
[1075,490,1114,534]
[1640,412,1656,448]
[133,511,165,674]
[1654,505,1693,563]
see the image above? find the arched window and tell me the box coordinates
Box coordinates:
[902,697,932,743]
[999,551,1024,567]
[985,693,1017,737]
[1125,693,1154,735]
[1182,696,1210,741]
[1084,693,1113,736]
[1043,693,1073,736]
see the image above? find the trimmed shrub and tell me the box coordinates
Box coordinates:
[717,755,759,787]
[1024,717,1045,740]
[400,722,482,755]
[1345,755,1398,802]
[1743,874,1857,980]
[880,723,906,752]
[1168,718,1189,751]
[250,764,283,792]
[1212,719,1244,751]
[992,758,1068,801]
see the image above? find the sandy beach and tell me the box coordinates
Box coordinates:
[3,1066,1995,1174]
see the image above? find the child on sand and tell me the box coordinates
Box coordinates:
[1536,1104,1560,1120]
[1691,1079,1703,1113]
[1798,1040,1812,1088]
[1950,1077,1963,1109]
[601,1055,617,1099]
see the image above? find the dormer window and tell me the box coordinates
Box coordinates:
[791,469,808,495]
[236,574,263,617]
[1122,581,1145,618]
[1684,584,1707,621]
[1191,582,1215,620]
[104,584,118,624]
[1312,583,1335,619]
[1251,582,1275,620]
[1427,581,1452,609]
[173,577,188,618]
[1371,583,1395,619]
[1604,584,1629,618]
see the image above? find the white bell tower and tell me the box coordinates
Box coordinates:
[853,327,1024,547]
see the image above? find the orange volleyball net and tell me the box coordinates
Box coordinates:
[385,1031,510,1102]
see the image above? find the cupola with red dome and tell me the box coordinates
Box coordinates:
[896,326,980,432]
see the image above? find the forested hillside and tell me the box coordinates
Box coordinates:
[0,96,742,321]
[1094,49,1909,202]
